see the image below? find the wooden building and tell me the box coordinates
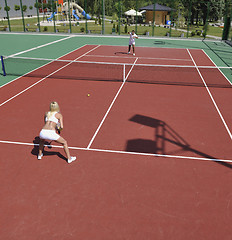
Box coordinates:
[140,3,173,25]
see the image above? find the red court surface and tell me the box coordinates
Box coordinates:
[1,45,232,240]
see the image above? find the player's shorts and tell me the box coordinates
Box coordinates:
[129,41,135,46]
[39,129,60,141]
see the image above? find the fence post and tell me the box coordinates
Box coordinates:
[118,0,121,35]
[187,0,192,38]
[84,0,88,34]
[51,0,56,33]
[67,0,72,33]
[19,0,26,32]
[222,1,232,40]
[169,9,173,37]
[203,1,210,39]
[35,0,41,32]
[135,0,138,34]
[4,0,11,32]
[102,0,105,34]
[152,0,156,37]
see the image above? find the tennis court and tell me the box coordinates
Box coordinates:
[1,33,232,239]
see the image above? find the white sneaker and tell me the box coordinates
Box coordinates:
[68,156,76,164]
[38,153,43,160]
[128,52,130,54]
[133,53,135,56]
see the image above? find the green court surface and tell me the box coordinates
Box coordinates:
[0,32,231,87]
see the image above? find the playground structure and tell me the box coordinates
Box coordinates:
[47,0,91,22]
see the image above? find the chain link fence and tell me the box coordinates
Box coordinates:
[0,0,231,41]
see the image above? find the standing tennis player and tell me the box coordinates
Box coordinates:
[128,30,138,56]
[38,101,76,164]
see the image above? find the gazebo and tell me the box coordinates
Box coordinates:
[139,3,173,25]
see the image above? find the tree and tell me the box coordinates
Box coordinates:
[22,5,27,12]
[4,6,10,12]
[34,2,42,9]
[14,5,20,11]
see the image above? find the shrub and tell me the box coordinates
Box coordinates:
[80,27,85,32]
[191,31,195,36]
[29,6,33,10]
[43,26,48,31]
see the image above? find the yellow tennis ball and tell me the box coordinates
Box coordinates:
[87,94,90,97]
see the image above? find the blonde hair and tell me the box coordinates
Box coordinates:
[46,101,60,118]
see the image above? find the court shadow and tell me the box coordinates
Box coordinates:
[31,136,67,162]
[126,115,189,155]
[114,51,129,55]
[126,114,232,169]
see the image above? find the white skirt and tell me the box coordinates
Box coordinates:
[39,129,60,141]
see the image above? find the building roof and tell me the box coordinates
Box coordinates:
[139,3,173,12]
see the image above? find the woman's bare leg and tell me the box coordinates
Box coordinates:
[38,139,45,158]
[56,136,71,160]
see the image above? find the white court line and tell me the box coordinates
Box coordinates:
[187,49,232,140]
[201,49,232,86]
[0,139,232,163]
[0,42,86,90]
[8,35,74,58]
[87,57,138,149]
[0,45,100,107]
[85,54,193,62]
[125,57,138,80]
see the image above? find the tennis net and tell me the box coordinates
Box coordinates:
[1,55,232,88]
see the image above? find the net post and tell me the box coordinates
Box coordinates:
[1,56,6,76]
[123,64,126,82]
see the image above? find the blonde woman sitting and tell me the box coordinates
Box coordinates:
[38,101,76,164]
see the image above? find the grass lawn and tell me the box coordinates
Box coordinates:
[0,17,226,39]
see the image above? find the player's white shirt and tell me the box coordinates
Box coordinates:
[129,32,137,45]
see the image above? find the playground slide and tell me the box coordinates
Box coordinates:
[47,12,57,21]
[72,9,79,20]
[63,2,91,20]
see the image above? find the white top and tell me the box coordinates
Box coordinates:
[129,32,138,45]
[45,111,59,124]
